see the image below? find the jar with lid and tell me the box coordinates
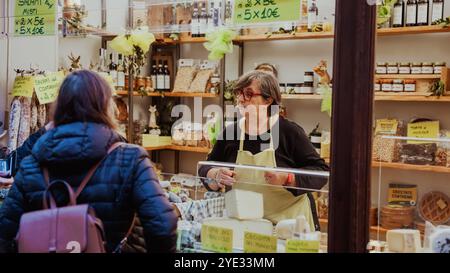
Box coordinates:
[124,75,129,90]
[422,62,434,74]
[279,83,286,94]
[374,80,381,92]
[136,76,146,90]
[404,79,416,92]
[145,76,153,92]
[300,83,314,94]
[392,79,404,92]
[399,63,411,74]
[434,62,446,74]
[381,79,393,92]
[304,72,314,85]
[411,62,422,74]
[376,62,387,74]
[387,63,399,74]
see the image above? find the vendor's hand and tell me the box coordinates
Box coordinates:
[0,176,13,186]
[264,172,292,187]
[208,168,236,190]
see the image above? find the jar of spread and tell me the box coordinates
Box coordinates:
[300,83,314,94]
[286,84,296,94]
[376,62,387,74]
[304,72,314,85]
[145,76,153,92]
[399,62,411,74]
[392,79,404,92]
[411,62,422,74]
[387,62,399,74]
[136,76,146,90]
[421,62,434,74]
[434,62,446,74]
[404,79,416,92]
[374,80,381,92]
[381,79,393,92]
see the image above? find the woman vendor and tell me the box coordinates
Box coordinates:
[198,70,329,231]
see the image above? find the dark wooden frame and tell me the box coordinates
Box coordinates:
[328,0,377,252]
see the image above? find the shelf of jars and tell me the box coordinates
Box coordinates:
[374,74,441,80]
[114,90,220,98]
[281,93,450,102]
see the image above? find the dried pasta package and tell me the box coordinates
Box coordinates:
[189,61,217,93]
[372,119,404,163]
[436,130,450,167]
[173,59,198,92]
[398,142,438,165]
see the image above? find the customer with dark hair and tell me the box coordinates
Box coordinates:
[0,70,177,253]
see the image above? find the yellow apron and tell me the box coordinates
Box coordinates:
[234,116,315,230]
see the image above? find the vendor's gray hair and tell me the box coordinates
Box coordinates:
[234,70,281,106]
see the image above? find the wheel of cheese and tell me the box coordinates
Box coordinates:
[419,191,450,225]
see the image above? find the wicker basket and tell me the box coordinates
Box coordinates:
[380,205,415,229]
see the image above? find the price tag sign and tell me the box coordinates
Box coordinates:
[11,75,35,98]
[286,239,320,253]
[201,225,233,253]
[407,121,440,144]
[244,232,277,253]
[34,72,65,104]
[14,0,56,36]
[233,0,301,25]
[375,119,399,135]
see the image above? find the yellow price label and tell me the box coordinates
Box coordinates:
[11,75,35,98]
[34,72,65,104]
[286,239,320,253]
[407,121,440,144]
[375,119,399,135]
[201,225,233,253]
[244,232,277,253]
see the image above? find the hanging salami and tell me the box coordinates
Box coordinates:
[7,98,22,151]
[17,97,31,147]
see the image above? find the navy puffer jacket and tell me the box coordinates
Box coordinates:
[0,122,177,253]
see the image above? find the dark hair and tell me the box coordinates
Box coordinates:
[234,70,281,106]
[53,70,117,129]
[255,63,278,78]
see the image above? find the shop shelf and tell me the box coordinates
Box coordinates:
[374,94,450,102]
[144,145,211,154]
[373,161,450,174]
[319,219,389,235]
[281,94,323,100]
[115,90,219,98]
[376,25,450,36]
[375,74,441,80]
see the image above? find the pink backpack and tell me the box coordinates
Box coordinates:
[15,143,134,253]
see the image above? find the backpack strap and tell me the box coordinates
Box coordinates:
[113,214,137,253]
[42,142,124,198]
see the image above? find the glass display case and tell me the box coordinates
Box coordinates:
[371,135,450,253]
[157,161,330,253]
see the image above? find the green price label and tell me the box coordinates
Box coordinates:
[286,239,320,253]
[244,232,277,253]
[233,0,301,24]
[34,71,64,104]
[14,0,56,36]
[201,225,233,253]
[11,75,35,98]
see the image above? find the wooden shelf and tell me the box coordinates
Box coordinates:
[144,145,211,154]
[281,94,322,100]
[376,25,450,36]
[375,74,441,79]
[236,32,334,42]
[373,161,450,174]
[281,93,450,102]
[115,91,219,98]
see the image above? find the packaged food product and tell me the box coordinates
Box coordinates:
[173,59,198,92]
[372,119,404,163]
[190,61,217,92]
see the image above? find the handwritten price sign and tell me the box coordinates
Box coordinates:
[233,0,301,24]
[201,225,233,253]
[14,0,56,36]
[34,71,65,104]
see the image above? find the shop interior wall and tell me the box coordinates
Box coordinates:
[1,2,7,142]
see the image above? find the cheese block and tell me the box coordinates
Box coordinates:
[225,189,264,220]
[276,216,311,240]
[202,217,273,249]
[386,229,422,253]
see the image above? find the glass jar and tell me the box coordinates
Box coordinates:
[381,79,393,92]
[279,83,286,94]
[404,79,416,92]
[145,76,153,92]
[411,62,422,74]
[392,79,404,92]
[300,83,314,94]
[374,80,381,92]
[399,62,411,74]
[210,73,221,94]
[387,62,399,74]
[434,62,446,74]
[376,62,388,74]
[136,76,146,90]
[422,62,434,74]
[304,72,314,85]
[124,75,129,90]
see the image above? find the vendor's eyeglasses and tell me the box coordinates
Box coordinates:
[236,88,263,101]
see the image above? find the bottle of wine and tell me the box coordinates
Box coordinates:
[156,61,165,91]
[164,61,171,91]
[406,0,418,26]
[199,3,207,37]
[393,0,405,27]
[151,60,157,90]
[109,53,118,87]
[191,2,199,38]
[417,0,430,26]
[116,54,125,90]
[431,0,444,24]
[308,0,319,32]
[97,48,109,77]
